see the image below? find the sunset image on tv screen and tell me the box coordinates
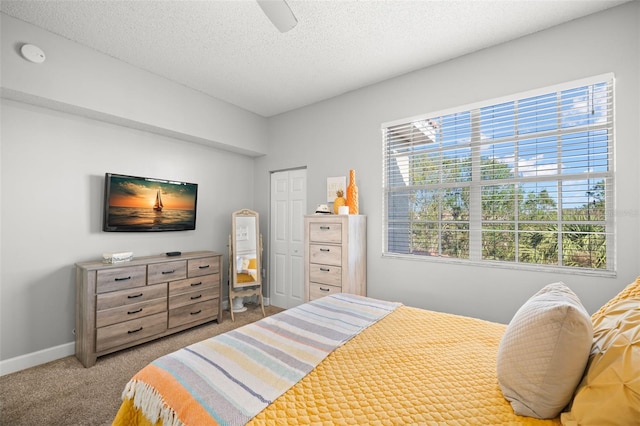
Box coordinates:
[104,174,197,231]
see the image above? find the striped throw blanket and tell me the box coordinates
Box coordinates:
[121,294,401,426]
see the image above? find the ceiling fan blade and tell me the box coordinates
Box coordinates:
[257,0,298,33]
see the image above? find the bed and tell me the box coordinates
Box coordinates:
[113,278,640,426]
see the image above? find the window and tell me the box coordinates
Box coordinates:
[382,75,614,273]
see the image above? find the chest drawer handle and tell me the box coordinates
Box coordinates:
[319,287,331,292]
[162,270,176,275]
[190,309,202,315]
[191,294,202,300]
[127,308,143,315]
[320,226,330,230]
[114,276,132,282]
[320,268,330,272]
[320,248,330,252]
[198,265,210,269]
[127,327,143,334]
[190,281,202,287]
[127,293,143,299]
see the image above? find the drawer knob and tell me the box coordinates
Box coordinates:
[190,282,202,287]
[320,268,330,272]
[190,309,202,315]
[320,287,330,292]
[114,276,132,282]
[320,248,330,252]
[127,308,143,315]
[191,294,202,300]
[320,226,330,230]
[127,327,143,334]
[127,293,143,299]
[162,270,176,275]
[198,265,210,269]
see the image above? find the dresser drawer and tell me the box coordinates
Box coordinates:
[169,299,218,328]
[148,260,187,284]
[96,312,167,352]
[169,274,218,296]
[309,244,342,266]
[188,256,219,278]
[309,263,342,286]
[96,283,167,311]
[96,297,167,328]
[169,287,216,310]
[309,283,341,300]
[96,265,147,293]
[309,222,342,244]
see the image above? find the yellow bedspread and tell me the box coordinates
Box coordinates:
[250,305,560,425]
[115,304,561,425]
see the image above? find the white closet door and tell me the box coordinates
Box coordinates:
[269,169,306,309]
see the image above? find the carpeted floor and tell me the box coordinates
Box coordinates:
[0,304,282,426]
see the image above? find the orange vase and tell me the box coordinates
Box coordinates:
[347,169,359,214]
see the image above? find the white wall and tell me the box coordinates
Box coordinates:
[0,14,266,372]
[0,13,268,156]
[255,3,640,323]
[0,100,256,366]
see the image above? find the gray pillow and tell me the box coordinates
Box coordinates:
[496,282,593,419]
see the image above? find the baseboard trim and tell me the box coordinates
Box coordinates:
[0,342,75,376]
[1,297,273,377]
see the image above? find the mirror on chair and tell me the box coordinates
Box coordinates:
[229,209,265,320]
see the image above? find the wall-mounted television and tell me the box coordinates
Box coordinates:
[103,173,198,232]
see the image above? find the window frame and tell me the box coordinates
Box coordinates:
[382,74,615,276]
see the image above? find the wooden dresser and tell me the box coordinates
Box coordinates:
[75,250,222,367]
[304,215,366,301]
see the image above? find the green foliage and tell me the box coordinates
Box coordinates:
[402,153,606,269]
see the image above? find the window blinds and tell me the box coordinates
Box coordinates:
[382,74,614,272]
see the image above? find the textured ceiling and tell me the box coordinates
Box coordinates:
[0,0,629,117]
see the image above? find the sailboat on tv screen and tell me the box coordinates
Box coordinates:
[153,189,163,212]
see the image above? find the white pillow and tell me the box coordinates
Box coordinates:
[496,282,593,419]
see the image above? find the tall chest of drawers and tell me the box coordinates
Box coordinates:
[75,250,222,367]
[304,215,366,301]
